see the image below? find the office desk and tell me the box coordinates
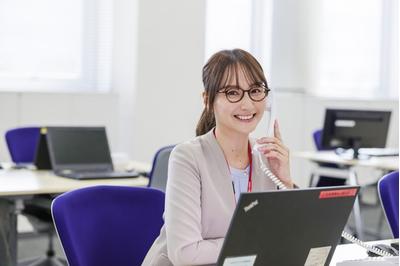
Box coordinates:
[203,240,398,266]
[0,166,149,266]
[330,239,398,265]
[294,151,399,240]
[294,151,399,171]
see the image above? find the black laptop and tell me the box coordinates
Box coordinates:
[217,186,360,266]
[44,126,139,180]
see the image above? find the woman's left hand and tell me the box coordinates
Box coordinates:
[256,120,293,188]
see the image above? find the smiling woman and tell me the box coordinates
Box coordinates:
[0,0,113,92]
[142,49,293,266]
[197,49,269,137]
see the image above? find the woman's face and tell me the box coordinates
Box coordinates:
[213,66,265,136]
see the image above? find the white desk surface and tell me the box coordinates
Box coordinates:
[0,161,150,196]
[330,239,398,265]
[294,151,399,171]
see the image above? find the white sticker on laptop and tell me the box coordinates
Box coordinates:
[304,246,331,266]
[223,255,257,266]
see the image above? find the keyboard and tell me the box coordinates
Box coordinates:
[56,170,140,180]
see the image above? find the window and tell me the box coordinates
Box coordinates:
[205,0,398,99]
[0,0,113,92]
[314,0,398,98]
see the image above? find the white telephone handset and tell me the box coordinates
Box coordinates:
[252,90,287,190]
[265,88,276,138]
[253,90,394,257]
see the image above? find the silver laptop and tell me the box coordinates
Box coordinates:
[46,126,139,179]
[217,186,360,266]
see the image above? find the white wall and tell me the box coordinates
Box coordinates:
[112,0,139,158]
[132,0,206,162]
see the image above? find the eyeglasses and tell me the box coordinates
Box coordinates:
[217,82,270,103]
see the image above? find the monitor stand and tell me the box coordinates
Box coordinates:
[349,138,361,159]
[335,139,366,160]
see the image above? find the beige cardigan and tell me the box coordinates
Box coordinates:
[142,129,277,266]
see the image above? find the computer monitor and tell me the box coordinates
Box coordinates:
[321,109,391,158]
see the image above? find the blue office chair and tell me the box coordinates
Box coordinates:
[52,186,165,266]
[5,126,65,265]
[5,126,40,165]
[310,129,346,187]
[148,145,175,192]
[378,171,399,238]
[313,129,325,151]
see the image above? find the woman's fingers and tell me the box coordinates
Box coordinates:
[257,144,288,157]
[264,150,286,161]
[256,138,289,153]
[256,135,284,144]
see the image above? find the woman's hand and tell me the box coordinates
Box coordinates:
[256,120,293,189]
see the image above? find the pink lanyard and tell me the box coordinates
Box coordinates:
[246,144,253,192]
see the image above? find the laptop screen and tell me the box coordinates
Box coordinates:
[217,186,360,266]
[46,127,113,171]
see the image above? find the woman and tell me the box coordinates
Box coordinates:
[143,49,294,265]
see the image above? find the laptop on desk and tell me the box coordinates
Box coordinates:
[44,126,139,180]
[217,186,360,266]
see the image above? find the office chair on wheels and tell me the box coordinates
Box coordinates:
[378,171,399,238]
[52,186,165,266]
[309,129,346,187]
[5,126,66,266]
[148,145,175,192]
[310,129,362,240]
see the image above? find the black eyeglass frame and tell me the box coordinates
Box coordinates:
[217,83,270,103]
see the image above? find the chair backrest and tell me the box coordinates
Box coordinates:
[378,171,399,238]
[148,145,175,192]
[311,129,343,184]
[52,186,165,266]
[5,127,40,163]
[313,129,324,151]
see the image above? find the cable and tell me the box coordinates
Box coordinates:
[257,152,287,190]
[341,231,393,257]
